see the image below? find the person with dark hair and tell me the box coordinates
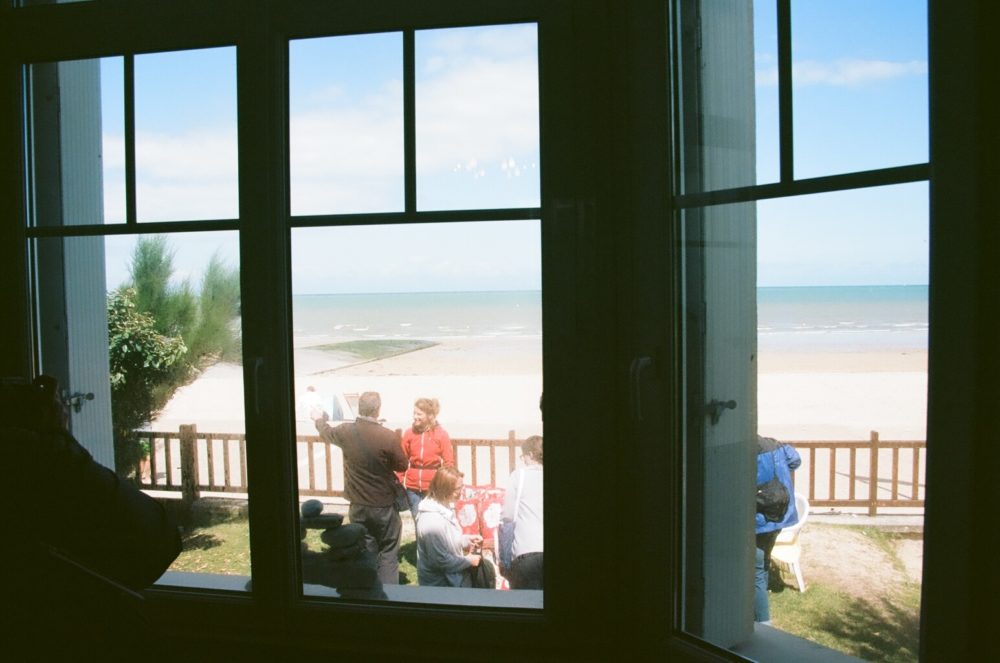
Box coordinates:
[501,435,544,589]
[754,434,801,624]
[414,466,484,587]
[312,390,408,585]
[400,397,454,523]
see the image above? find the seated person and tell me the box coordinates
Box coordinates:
[414,466,482,587]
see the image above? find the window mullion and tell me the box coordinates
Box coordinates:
[124,54,137,225]
[777,0,793,183]
[236,16,301,619]
[403,29,416,214]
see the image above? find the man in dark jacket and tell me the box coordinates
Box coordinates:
[313,391,407,585]
[754,435,802,624]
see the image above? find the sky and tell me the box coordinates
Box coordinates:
[94,4,929,293]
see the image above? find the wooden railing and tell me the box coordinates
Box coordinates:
[135,427,925,515]
[134,426,522,503]
[791,432,925,516]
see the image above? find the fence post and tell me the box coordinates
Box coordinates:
[868,430,879,517]
[180,424,200,506]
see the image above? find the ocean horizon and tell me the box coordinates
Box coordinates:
[291,285,928,352]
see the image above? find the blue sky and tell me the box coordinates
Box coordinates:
[98,6,928,292]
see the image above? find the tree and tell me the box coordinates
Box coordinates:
[107,287,187,475]
[109,236,241,478]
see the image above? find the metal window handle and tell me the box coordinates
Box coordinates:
[252,357,264,417]
[62,390,94,413]
[706,399,737,425]
[630,356,654,423]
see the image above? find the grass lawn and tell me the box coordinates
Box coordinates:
[172,513,419,585]
[172,516,920,661]
[769,526,922,663]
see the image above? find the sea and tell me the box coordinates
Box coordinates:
[291,285,928,353]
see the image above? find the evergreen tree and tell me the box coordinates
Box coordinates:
[109,235,240,478]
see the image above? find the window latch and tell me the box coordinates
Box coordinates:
[706,399,737,425]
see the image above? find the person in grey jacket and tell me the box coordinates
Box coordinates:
[415,466,483,587]
[501,435,544,589]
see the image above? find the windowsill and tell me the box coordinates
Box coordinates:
[730,623,864,663]
[154,571,543,609]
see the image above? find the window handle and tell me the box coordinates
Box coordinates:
[252,357,264,417]
[706,399,737,425]
[630,356,654,423]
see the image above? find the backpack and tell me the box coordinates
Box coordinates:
[756,448,790,523]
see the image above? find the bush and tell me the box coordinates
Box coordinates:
[110,236,241,478]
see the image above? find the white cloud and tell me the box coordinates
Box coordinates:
[99,24,540,219]
[756,58,927,87]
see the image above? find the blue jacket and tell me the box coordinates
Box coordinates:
[755,438,802,534]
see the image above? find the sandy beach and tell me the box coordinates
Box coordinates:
[152,337,927,443]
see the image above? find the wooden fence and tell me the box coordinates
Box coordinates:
[134,425,521,503]
[135,427,925,515]
[792,432,926,516]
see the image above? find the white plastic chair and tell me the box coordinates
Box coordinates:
[770,492,809,591]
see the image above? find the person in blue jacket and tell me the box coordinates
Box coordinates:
[754,435,802,624]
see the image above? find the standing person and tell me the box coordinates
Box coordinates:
[754,435,802,624]
[415,466,483,587]
[312,391,408,585]
[300,385,326,422]
[501,435,544,589]
[400,397,454,522]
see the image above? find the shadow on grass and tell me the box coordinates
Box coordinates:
[398,540,417,585]
[773,582,920,663]
[182,532,223,551]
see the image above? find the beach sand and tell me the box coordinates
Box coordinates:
[152,338,927,442]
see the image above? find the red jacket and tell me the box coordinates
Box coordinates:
[400,425,454,492]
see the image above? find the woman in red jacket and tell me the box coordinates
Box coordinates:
[400,397,454,522]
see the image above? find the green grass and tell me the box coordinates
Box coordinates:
[174,516,920,661]
[770,528,921,663]
[313,339,437,362]
[173,514,419,585]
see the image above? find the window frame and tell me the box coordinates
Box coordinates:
[0,0,992,660]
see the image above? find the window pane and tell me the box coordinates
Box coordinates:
[754,0,780,185]
[675,3,758,194]
[290,221,543,606]
[135,47,238,221]
[290,33,404,216]
[679,184,926,656]
[792,0,928,178]
[416,24,540,211]
[34,232,250,591]
[26,57,124,225]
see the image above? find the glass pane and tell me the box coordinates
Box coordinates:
[675,2,758,194]
[754,0,780,185]
[290,221,543,606]
[290,33,404,216]
[792,0,928,178]
[135,47,238,221]
[679,184,926,657]
[416,24,540,211]
[26,57,124,225]
[34,231,249,591]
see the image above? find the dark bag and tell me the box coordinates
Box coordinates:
[391,478,409,513]
[497,520,515,576]
[469,555,496,589]
[756,449,790,523]
[498,468,525,576]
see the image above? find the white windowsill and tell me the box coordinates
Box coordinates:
[154,571,543,610]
